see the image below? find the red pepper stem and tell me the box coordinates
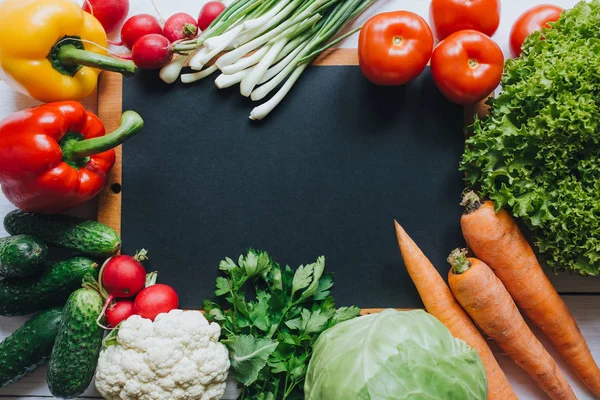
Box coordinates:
[57,44,136,77]
[63,111,144,162]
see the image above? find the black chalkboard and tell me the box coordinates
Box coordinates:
[121,65,465,309]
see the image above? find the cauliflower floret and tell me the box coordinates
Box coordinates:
[95,310,230,400]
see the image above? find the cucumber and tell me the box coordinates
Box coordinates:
[4,210,121,258]
[0,257,98,316]
[0,234,48,278]
[47,288,104,399]
[0,307,63,387]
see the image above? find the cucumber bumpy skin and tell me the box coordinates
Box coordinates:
[4,210,121,258]
[0,308,63,387]
[0,257,98,316]
[0,234,48,278]
[47,288,105,399]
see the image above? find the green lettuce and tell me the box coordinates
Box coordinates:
[304,309,487,400]
[461,0,600,275]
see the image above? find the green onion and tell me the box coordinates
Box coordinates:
[161,0,374,120]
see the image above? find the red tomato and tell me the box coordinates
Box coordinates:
[509,5,563,57]
[431,30,504,105]
[429,0,500,40]
[358,11,434,86]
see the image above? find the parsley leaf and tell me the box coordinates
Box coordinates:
[299,256,325,301]
[222,335,278,386]
[334,306,361,324]
[291,263,313,298]
[215,277,232,296]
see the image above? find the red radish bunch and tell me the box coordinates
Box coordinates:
[97,249,148,327]
[119,14,163,50]
[82,0,130,34]
[95,249,180,328]
[198,1,226,31]
[112,2,226,70]
[164,13,198,42]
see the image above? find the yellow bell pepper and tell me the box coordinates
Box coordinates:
[0,0,135,102]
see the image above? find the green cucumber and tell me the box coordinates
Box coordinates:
[0,235,48,278]
[0,257,98,316]
[0,307,63,387]
[4,210,121,258]
[47,288,104,399]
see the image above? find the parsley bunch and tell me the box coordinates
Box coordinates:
[204,250,359,400]
[462,0,600,275]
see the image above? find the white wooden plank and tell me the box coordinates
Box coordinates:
[1,296,599,399]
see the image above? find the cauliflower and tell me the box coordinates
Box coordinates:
[95,309,230,400]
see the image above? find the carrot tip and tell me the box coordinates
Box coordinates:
[448,248,470,274]
[461,191,482,213]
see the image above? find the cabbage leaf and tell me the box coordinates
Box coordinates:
[304,309,487,400]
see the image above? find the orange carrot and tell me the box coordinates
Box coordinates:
[394,221,516,400]
[461,192,600,396]
[448,250,577,400]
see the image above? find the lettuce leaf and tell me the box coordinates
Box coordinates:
[461,0,600,275]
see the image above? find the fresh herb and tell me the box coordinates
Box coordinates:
[204,249,360,399]
[461,0,600,275]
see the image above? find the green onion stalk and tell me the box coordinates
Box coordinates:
[160,0,374,120]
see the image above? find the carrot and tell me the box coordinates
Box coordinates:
[394,221,517,400]
[461,191,600,396]
[448,249,577,400]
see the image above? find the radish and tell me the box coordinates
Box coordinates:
[133,284,179,321]
[82,0,130,34]
[96,250,147,327]
[163,13,198,43]
[120,14,163,49]
[198,1,226,31]
[101,251,147,298]
[106,300,135,327]
[132,34,173,69]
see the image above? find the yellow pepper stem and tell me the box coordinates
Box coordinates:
[57,44,136,77]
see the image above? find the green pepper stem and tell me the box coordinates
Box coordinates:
[63,111,144,161]
[57,44,136,77]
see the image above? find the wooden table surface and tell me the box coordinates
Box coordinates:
[0,0,597,399]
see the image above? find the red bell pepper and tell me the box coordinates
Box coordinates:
[0,101,143,214]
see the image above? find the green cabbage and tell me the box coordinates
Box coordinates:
[461,0,600,275]
[304,309,487,400]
